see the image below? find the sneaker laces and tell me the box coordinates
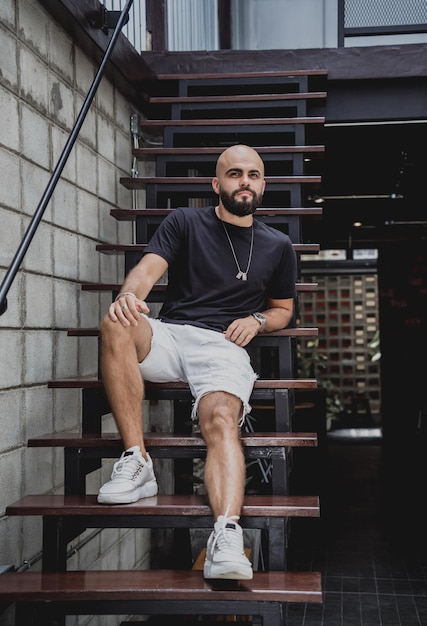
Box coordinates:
[111,452,144,481]
[211,506,242,553]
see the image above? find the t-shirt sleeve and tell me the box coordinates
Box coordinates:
[143,209,185,265]
[268,236,298,300]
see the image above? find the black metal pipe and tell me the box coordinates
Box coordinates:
[0,0,135,316]
[337,0,344,47]
[15,528,103,572]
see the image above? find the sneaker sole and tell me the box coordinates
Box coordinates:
[97,480,158,505]
[203,562,253,580]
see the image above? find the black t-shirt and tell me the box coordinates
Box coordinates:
[144,206,297,333]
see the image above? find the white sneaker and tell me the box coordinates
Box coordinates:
[97,446,158,504]
[203,514,253,580]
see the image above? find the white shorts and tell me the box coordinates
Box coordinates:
[139,317,258,421]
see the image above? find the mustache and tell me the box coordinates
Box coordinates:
[232,187,255,199]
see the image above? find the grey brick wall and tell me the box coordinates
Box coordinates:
[0,2,152,624]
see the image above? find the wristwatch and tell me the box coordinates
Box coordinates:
[252,312,267,331]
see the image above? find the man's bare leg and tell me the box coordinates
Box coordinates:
[97,314,158,504]
[198,391,245,518]
[199,391,253,579]
[100,313,152,457]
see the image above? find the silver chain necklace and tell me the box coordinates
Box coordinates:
[220,219,254,281]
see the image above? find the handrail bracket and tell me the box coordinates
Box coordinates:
[99,7,129,35]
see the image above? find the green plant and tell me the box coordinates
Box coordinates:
[297,338,345,430]
[368,330,381,361]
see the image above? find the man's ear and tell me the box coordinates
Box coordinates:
[212,177,219,194]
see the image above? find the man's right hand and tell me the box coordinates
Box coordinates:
[109,293,150,326]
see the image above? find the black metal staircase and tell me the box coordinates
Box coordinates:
[0,67,327,625]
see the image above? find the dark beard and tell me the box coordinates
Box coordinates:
[219,188,263,216]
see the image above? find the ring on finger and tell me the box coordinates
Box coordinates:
[121,305,128,311]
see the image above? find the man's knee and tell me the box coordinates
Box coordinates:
[200,405,240,442]
[100,313,113,333]
[101,316,153,365]
[100,314,121,345]
[100,314,137,352]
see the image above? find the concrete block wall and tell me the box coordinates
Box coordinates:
[0,2,154,624]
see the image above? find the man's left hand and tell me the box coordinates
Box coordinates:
[224,316,261,347]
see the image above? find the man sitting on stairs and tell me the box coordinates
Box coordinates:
[97,144,297,580]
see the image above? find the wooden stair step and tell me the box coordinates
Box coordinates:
[139,117,325,127]
[120,175,321,189]
[132,621,254,625]
[109,207,323,243]
[156,69,328,80]
[26,431,318,500]
[132,145,325,157]
[148,92,327,104]
[100,608,262,625]
[80,282,318,295]
[110,207,324,220]
[65,325,317,380]
[27,431,318,450]
[6,494,320,518]
[140,620,255,625]
[45,379,316,431]
[96,242,320,254]
[46,377,317,391]
[122,176,321,183]
[43,380,313,435]
[0,569,323,603]
[6,494,314,573]
[65,327,316,381]
[66,327,318,338]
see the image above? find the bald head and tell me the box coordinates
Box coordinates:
[215,144,265,178]
[212,144,266,219]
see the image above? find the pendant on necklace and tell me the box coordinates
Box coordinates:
[220,217,254,283]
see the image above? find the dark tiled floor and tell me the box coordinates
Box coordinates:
[287,440,427,626]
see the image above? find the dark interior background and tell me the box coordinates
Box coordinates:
[305,121,427,250]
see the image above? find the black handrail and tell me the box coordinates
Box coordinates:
[0,0,134,316]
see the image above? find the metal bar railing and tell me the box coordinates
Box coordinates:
[343,0,427,39]
[337,0,345,47]
[0,0,135,316]
[345,24,427,37]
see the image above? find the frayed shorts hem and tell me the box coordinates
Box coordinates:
[138,317,258,423]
